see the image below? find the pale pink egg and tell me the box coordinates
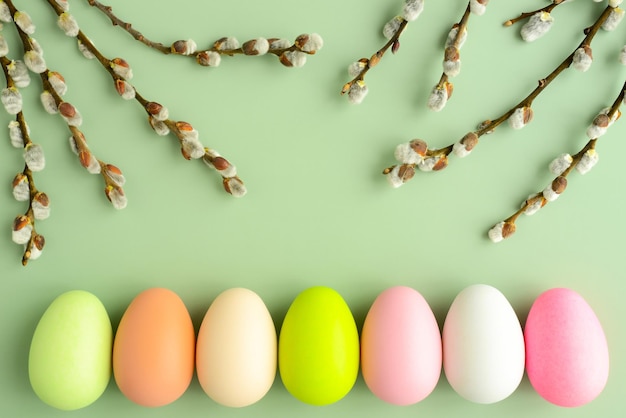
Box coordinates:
[361,286,442,405]
[525,288,609,407]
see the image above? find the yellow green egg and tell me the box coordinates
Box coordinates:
[29,290,112,410]
[278,286,359,405]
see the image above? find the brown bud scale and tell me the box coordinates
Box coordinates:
[551,176,567,194]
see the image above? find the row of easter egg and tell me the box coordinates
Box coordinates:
[28,285,609,411]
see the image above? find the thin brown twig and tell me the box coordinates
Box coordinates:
[493,80,626,241]
[429,2,473,111]
[387,3,614,177]
[5,0,127,209]
[86,0,319,64]
[47,0,247,196]
[1,56,46,266]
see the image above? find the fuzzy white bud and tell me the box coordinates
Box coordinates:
[78,39,95,59]
[446,26,468,49]
[24,143,45,172]
[386,165,405,188]
[32,196,50,220]
[40,91,58,114]
[116,79,135,100]
[149,104,169,121]
[204,149,236,178]
[521,11,554,42]
[24,50,47,74]
[586,107,619,139]
[9,120,25,148]
[216,37,240,51]
[386,164,416,188]
[298,33,323,53]
[59,104,82,127]
[104,164,126,187]
[508,106,533,129]
[576,149,599,175]
[452,142,471,158]
[572,46,593,72]
[58,12,79,37]
[12,175,30,202]
[244,38,269,55]
[14,11,35,35]
[347,80,368,104]
[54,0,70,12]
[470,0,488,16]
[105,186,127,210]
[610,0,624,7]
[394,142,423,164]
[48,72,67,96]
[29,38,44,57]
[348,61,367,78]
[402,0,424,22]
[12,218,33,245]
[416,156,436,172]
[7,60,30,88]
[383,16,404,40]
[210,160,238,179]
[0,34,8,57]
[549,153,573,175]
[0,1,12,23]
[280,50,306,67]
[542,177,567,202]
[181,135,204,160]
[110,58,133,80]
[149,117,170,136]
[602,7,625,31]
[196,50,221,67]
[85,153,101,175]
[488,222,506,243]
[427,85,449,112]
[443,55,461,77]
[223,177,247,198]
[269,38,291,50]
[171,39,197,55]
[523,195,544,216]
[620,45,626,65]
[2,87,23,115]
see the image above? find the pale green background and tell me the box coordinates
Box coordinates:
[1,0,625,417]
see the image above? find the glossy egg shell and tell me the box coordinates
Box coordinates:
[442,284,525,404]
[196,288,277,407]
[29,290,112,410]
[278,286,359,405]
[525,288,609,407]
[361,286,441,405]
[113,288,195,407]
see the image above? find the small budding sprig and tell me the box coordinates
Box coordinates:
[4,0,127,210]
[86,0,322,69]
[384,4,618,188]
[45,0,245,197]
[428,0,489,112]
[488,81,626,243]
[505,0,624,42]
[341,0,425,104]
[1,56,48,265]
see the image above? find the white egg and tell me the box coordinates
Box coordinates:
[442,284,525,403]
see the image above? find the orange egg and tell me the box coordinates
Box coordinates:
[113,288,195,407]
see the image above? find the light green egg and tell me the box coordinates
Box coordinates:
[29,290,112,410]
[278,286,359,405]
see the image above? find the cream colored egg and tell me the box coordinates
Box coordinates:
[196,288,277,407]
